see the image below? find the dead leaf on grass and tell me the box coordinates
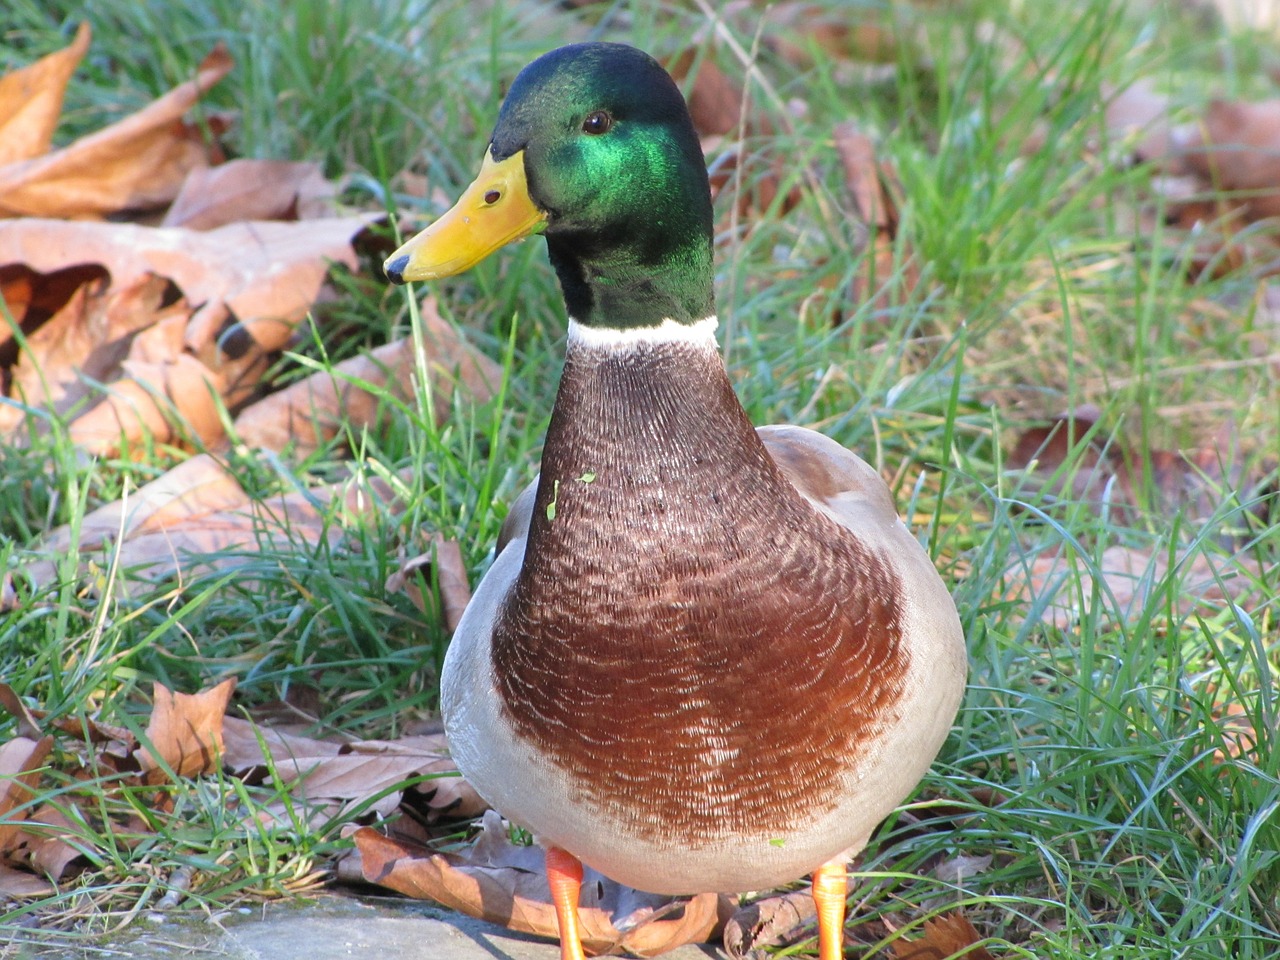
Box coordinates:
[1007,541,1262,630]
[0,23,92,167]
[0,214,375,453]
[1178,98,1280,223]
[835,121,919,318]
[890,912,995,960]
[162,159,332,230]
[385,534,472,633]
[0,43,232,220]
[136,678,236,784]
[230,297,501,456]
[222,716,484,823]
[353,810,730,957]
[665,49,801,221]
[0,861,56,898]
[0,736,54,852]
[24,452,408,588]
[1007,406,1270,529]
[723,888,816,959]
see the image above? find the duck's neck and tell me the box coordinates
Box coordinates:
[521,316,785,565]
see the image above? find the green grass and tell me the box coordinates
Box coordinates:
[3,0,1279,957]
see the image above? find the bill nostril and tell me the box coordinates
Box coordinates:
[484,189,501,204]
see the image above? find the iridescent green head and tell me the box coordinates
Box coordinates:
[385,43,715,329]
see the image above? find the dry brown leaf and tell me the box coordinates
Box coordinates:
[1007,406,1269,529]
[762,2,905,67]
[0,861,56,898]
[835,122,919,318]
[136,678,236,784]
[0,683,44,741]
[0,44,231,219]
[0,736,54,854]
[723,889,816,959]
[0,214,374,453]
[0,23,92,166]
[890,912,995,960]
[162,159,330,230]
[25,453,408,588]
[1103,79,1176,164]
[385,535,472,633]
[1,273,191,434]
[231,298,501,455]
[1007,542,1261,630]
[664,49,800,221]
[222,716,483,821]
[1179,98,1280,222]
[8,804,86,881]
[354,810,729,957]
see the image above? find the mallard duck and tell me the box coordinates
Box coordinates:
[385,42,966,960]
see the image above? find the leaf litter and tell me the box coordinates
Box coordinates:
[3,9,1280,959]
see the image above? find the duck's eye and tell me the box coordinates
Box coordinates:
[582,110,613,135]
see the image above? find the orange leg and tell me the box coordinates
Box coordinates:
[545,845,588,960]
[811,860,848,960]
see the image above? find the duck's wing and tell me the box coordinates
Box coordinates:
[757,423,903,534]
[496,475,539,556]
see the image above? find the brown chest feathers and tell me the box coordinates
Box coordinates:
[491,336,908,845]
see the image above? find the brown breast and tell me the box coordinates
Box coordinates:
[492,337,909,845]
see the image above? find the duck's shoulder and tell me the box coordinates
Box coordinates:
[755,424,901,534]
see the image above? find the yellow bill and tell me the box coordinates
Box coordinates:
[384,150,547,284]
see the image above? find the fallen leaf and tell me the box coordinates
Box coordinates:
[1007,406,1270,530]
[136,678,237,784]
[0,44,232,219]
[665,49,801,221]
[723,889,815,959]
[7,804,86,881]
[222,717,484,822]
[0,861,56,897]
[1103,78,1176,165]
[1178,98,1280,222]
[0,23,92,166]
[385,535,472,633]
[890,912,995,960]
[230,297,501,455]
[353,810,730,957]
[0,214,375,453]
[1007,542,1262,630]
[162,159,330,230]
[0,683,45,741]
[0,736,54,853]
[24,453,408,588]
[835,121,919,317]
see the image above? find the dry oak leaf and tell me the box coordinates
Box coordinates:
[0,861,55,898]
[835,121,919,317]
[162,159,333,231]
[136,678,237,784]
[1177,98,1280,223]
[0,23,92,167]
[1006,542,1261,631]
[890,912,996,960]
[0,735,54,854]
[723,888,816,959]
[0,42,231,219]
[231,297,501,456]
[354,810,730,958]
[221,717,484,822]
[24,453,408,588]
[385,534,472,634]
[0,214,374,453]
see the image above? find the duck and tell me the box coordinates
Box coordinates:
[384,41,967,960]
